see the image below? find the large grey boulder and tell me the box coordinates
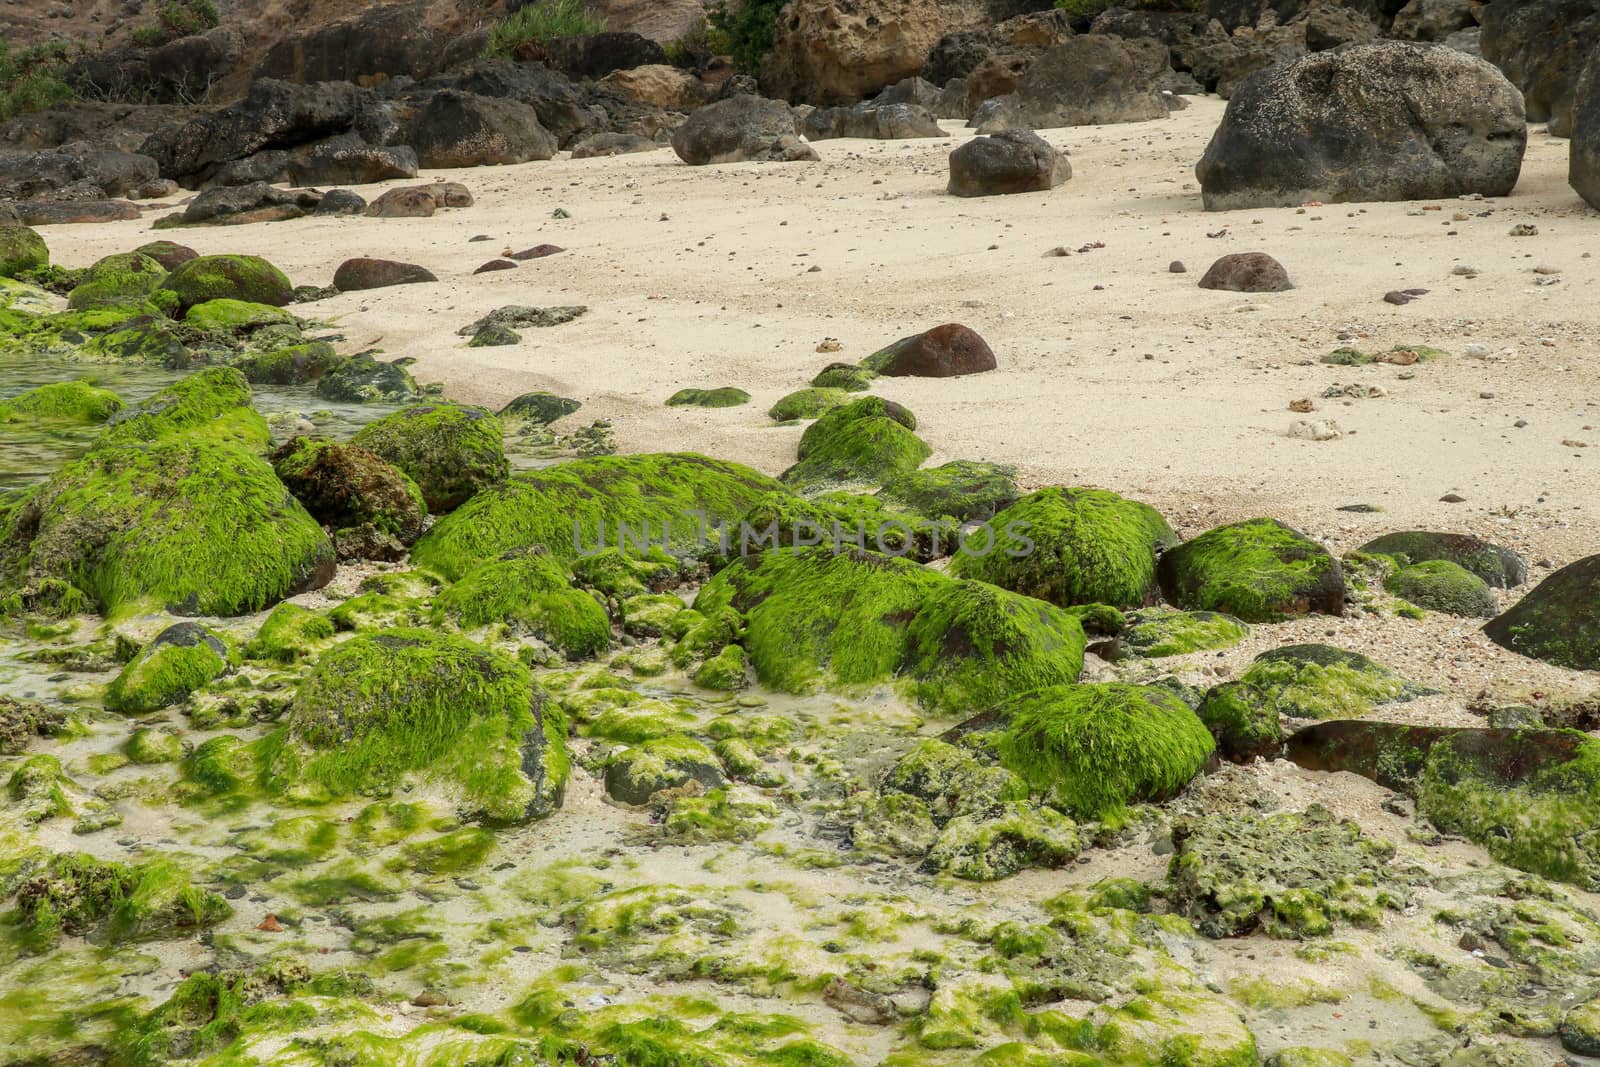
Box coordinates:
[1570,51,1600,208]
[1480,0,1600,137]
[1000,35,1171,128]
[406,91,556,168]
[948,130,1070,197]
[671,96,819,165]
[803,103,947,141]
[1196,42,1526,209]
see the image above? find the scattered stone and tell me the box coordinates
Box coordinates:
[508,244,564,260]
[1508,222,1538,236]
[332,259,438,292]
[861,323,996,377]
[498,393,580,424]
[456,305,586,335]
[666,387,751,408]
[947,129,1071,198]
[473,259,517,274]
[671,95,819,165]
[1169,260,1187,273]
[1288,418,1342,441]
[1198,252,1294,292]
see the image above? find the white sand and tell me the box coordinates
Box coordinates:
[38,97,1600,572]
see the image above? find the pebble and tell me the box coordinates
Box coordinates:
[1288,419,1342,441]
[1169,260,1187,273]
[1508,223,1538,237]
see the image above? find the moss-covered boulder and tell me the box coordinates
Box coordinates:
[691,644,747,689]
[243,602,334,664]
[313,352,422,403]
[1168,804,1401,939]
[732,489,947,561]
[349,403,508,513]
[1562,998,1600,1057]
[1118,609,1248,659]
[666,387,750,408]
[1359,530,1526,588]
[810,361,875,391]
[0,223,48,278]
[949,488,1176,609]
[0,380,122,425]
[1484,554,1600,669]
[1158,518,1345,622]
[499,391,581,424]
[696,547,1085,712]
[433,550,610,658]
[79,316,193,365]
[925,801,1081,880]
[11,852,231,953]
[1386,559,1497,616]
[604,736,725,804]
[183,298,295,335]
[133,240,198,271]
[879,738,1028,823]
[155,254,293,312]
[1072,991,1258,1067]
[65,253,167,311]
[105,621,234,714]
[235,341,343,386]
[968,683,1214,821]
[413,452,784,579]
[0,433,333,618]
[272,628,568,822]
[768,387,847,422]
[270,436,427,545]
[98,366,267,450]
[781,396,931,491]
[878,459,1020,522]
[126,727,185,764]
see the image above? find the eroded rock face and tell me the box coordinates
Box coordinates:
[761,0,948,105]
[947,129,1070,197]
[802,102,946,140]
[1479,0,1600,136]
[1197,42,1526,209]
[1002,35,1173,127]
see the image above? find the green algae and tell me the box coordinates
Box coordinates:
[434,551,611,658]
[1203,644,1430,747]
[927,801,1082,881]
[950,487,1177,608]
[604,736,725,804]
[350,402,508,513]
[878,460,1021,523]
[182,298,295,334]
[105,622,234,714]
[667,386,751,408]
[124,727,184,764]
[989,683,1214,821]
[155,254,293,312]
[65,253,166,311]
[781,396,931,490]
[96,366,268,450]
[244,601,335,664]
[733,489,948,560]
[0,379,122,425]
[1119,609,1248,658]
[768,387,848,421]
[413,452,785,579]
[0,224,48,279]
[1157,518,1345,622]
[10,852,230,953]
[1386,559,1497,617]
[692,644,748,690]
[271,628,568,823]
[810,363,875,391]
[234,340,343,386]
[1484,554,1600,670]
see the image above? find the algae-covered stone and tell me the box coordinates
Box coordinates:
[98,366,267,449]
[572,548,677,598]
[350,402,508,513]
[0,696,68,754]
[314,351,422,403]
[1386,559,1497,617]
[79,317,193,365]
[881,738,1028,821]
[979,683,1214,820]
[235,341,343,386]
[0,380,122,425]
[65,252,167,311]
[811,362,876,391]
[781,396,931,490]
[244,602,335,664]
[604,736,726,804]
[126,727,185,764]
[183,298,295,335]
[666,387,751,408]
[1158,517,1345,622]
[270,436,427,544]
[1168,804,1401,938]
[275,628,568,822]
[0,223,48,278]
[1266,1050,1354,1067]
[1359,530,1526,588]
[433,550,610,658]
[878,459,1021,522]
[12,852,231,953]
[950,487,1176,609]
[768,387,847,422]
[695,547,1084,712]
[926,800,1081,880]
[1079,991,1258,1067]
[133,240,198,271]
[0,434,333,618]
[413,452,784,579]
[1119,609,1248,658]
[1562,998,1600,1057]
[733,489,946,561]
[691,644,747,690]
[499,391,581,424]
[156,254,293,312]
[1484,554,1600,670]
[105,621,234,714]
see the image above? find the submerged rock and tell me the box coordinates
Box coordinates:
[313,352,422,403]
[0,380,122,426]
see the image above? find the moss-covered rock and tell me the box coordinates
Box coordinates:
[949,488,1176,609]
[0,223,48,278]
[105,621,234,714]
[65,252,167,311]
[99,366,267,450]
[272,628,568,822]
[1359,530,1526,588]
[1265,1050,1354,1067]
[413,452,784,579]
[1484,554,1600,669]
[270,436,427,544]
[1561,997,1600,1057]
[572,547,678,598]
[0,379,122,425]
[781,396,931,491]
[156,254,293,312]
[878,459,1020,522]
[79,316,193,365]
[691,644,747,690]
[183,298,295,335]
[604,736,725,804]
[1386,559,1497,617]
[433,550,610,658]
[1158,517,1345,622]
[666,386,750,408]
[126,727,185,764]
[811,362,875,391]
[11,852,231,953]
[235,340,343,386]
[881,738,1028,822]
[975,683,1214,820]
[732,489,947,561]
[1070,990,1258,1067]
[133,240,198,271]
[313,351,422,403]
[696,547,1084,712]
[499,391,581,424]
[926,800,1081,880]
[244,601,335,664]
[349,402,508,513]
[1168,804,1403,939]
[1118,609,1248,658]
[768,387,847,422]
[0,695,68,754]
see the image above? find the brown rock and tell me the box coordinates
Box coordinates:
[762,0,947,105]
[600,64,711,110]
[1198,252,1294,292]
[333,258,438,292]
[12,200,142,226]
[509,244,565,261]
[365,187,436,218]
[474,259,517,274]
[868,323,996,377]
